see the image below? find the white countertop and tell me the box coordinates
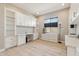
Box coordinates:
[65,35,79,56]
[65,35,79,47]
[16,34,26,36]
[16,33,34,36]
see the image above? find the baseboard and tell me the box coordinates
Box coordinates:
[60,41,65,44]
[0,49,5,53]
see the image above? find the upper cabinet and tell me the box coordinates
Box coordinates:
[16,12,36,27]
[29,15,36,27]
[16,12,23,26]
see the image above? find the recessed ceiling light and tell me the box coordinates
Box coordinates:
[62,3,65,6]
[36,12,39,14]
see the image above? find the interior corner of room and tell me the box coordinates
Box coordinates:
[0,3,79,56]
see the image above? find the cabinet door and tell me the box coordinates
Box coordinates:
[5,37,12,49]
[27,16,31,26]
[20,14,25,26]
[29,16,36,27]
[22,15,25,26]
[31,16,36,27]
[33,19,36,27]
[16,12,21,25]
[5,36,16,49]
[17,35,26,45]
[24,15,28,26]
[12,37,16,47]
[23,14,26,26]
[16,12,24,26]
[19,13,24,26]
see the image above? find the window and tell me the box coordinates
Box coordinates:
[44,17,58,27]
[44,17,59,33]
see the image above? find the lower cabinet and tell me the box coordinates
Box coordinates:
[5,36,16,49]
[67,46,76,56]
[17,35,26,46]
[33,33,38,40]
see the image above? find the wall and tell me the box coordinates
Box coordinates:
[69,3,79,24]
[69,3,79,35]
[37,8,69,42]
[36,16,45,39]
[16,26,34,35]
[0,4,5,50]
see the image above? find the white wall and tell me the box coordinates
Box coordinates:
[69,3,79,35]
[0,4,5,50]
[37,8,69,42]
[16,27,34,35]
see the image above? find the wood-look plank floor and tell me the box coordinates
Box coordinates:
[0,40,66,56]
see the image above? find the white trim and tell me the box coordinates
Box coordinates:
[0,49,5,53]
[4,7,6,50]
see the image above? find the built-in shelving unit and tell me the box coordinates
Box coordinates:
[5,8,16,49]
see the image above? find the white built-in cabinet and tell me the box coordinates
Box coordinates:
[0,4,37,50]
[16,35,26,45]
[5,8,16,49]
[15,11,37,46]
[16,12,36,27]
[5,9,37,48]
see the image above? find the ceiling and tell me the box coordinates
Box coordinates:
[12,3,70,16]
